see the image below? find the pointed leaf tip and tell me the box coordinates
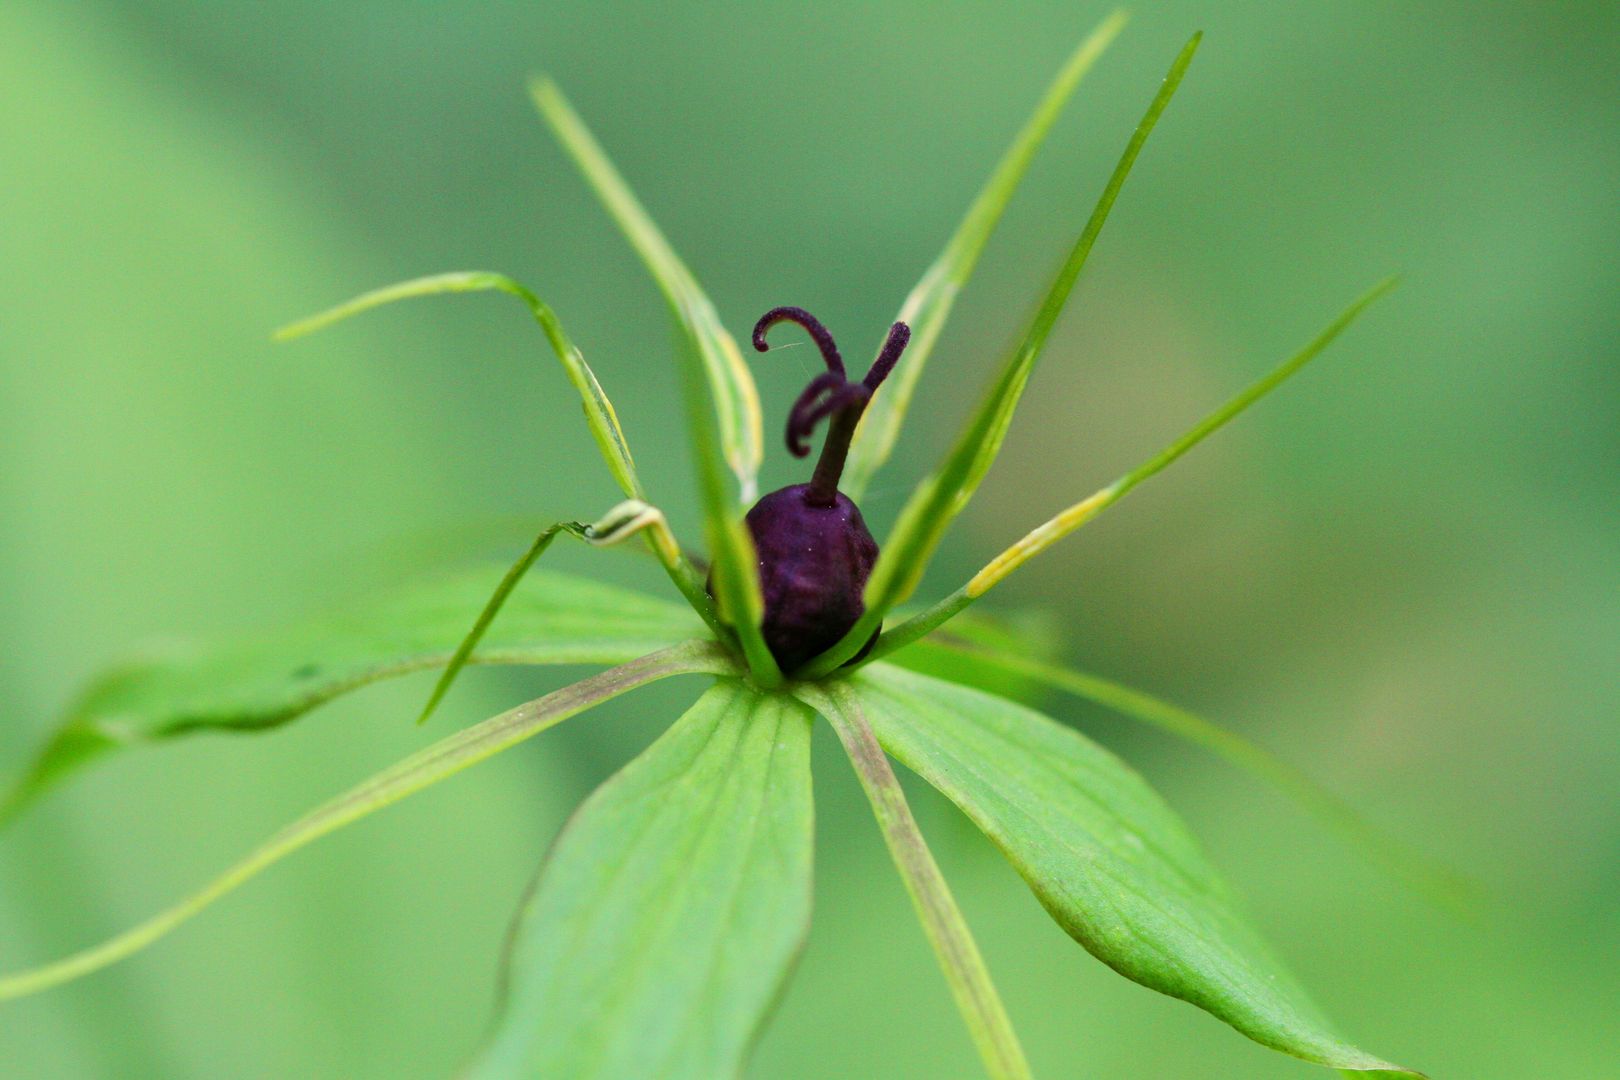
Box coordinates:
[803,31,1200,678]
[844,8,1130,498]
[855,664,1422,1078]
[949,275,1401,602]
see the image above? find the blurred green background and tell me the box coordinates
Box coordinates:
[2,2,1615,1077]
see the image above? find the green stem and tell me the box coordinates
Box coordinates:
[865,589,973,663]
[651,538,727,640]
[803,680,1033,1080]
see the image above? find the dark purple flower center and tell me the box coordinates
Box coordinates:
[724,307,909,672]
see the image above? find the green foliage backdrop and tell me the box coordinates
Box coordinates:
[1,2,1615,1076]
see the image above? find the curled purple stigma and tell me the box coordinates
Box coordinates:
[752,306,910,503]
[864,321,911,391]
[787,381,869,458]
[714,307,909,671]
[753,306,844,378]
[785,372,844,457]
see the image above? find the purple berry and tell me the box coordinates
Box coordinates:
[744,483,880,672]
[711,307,910,674]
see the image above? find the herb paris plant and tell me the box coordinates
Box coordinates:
[0,15,1434,1079]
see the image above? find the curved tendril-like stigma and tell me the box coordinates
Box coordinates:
[864,321,912,391]
[754,306,845,377]
[786,372,844,457]
[805,382,871,431]
[754,307,911,492]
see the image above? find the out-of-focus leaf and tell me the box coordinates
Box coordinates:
[883,608,1062,705]
[800,34,1201,678]
[842,10,1127,500]
[275,270,643,500]
[468,680,812,1080]
[531,79,763,501]
[0,568,703,828]
[0,643,734,1001]
[852,664,1422,1078]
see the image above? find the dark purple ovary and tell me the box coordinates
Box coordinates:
[712,306,909,674]
[745,483,880,672]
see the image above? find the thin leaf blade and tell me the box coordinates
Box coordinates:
[468,680,813,1080]
[801,34,1201,677]
[528,81,778,682]
[0,567,703,828]
[531,80,763,500]
[276,270,643,499]
[853,663,1422,1078]
[416,500,732,727]
[862,279,1400,673]
[843,10,1128,499]
[0,643,733,1001]
[416,524,576,726]
[964,278,1400,597]
[883,607,1063,705]
[884,32,1200,595]
[674,321,781,685]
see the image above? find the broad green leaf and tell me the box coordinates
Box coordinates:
[0,642,734,1001]
[853,664,1422,1078]
[275,270,643,500]
[0,567,703,829]
[842,10,1128,500]
[531,79,764,501]
[468,680,812,1080]
[884,639,1473,913]
[800,34,1201,678]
